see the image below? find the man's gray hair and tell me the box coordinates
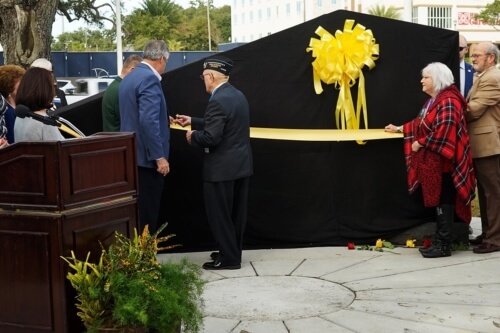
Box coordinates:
[421,62,454,94]
[143,40,170,61]
[484,42,500,63]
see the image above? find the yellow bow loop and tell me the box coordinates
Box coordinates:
[306,20,379,144]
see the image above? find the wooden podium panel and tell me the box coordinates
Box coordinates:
[0,133,138,211]
[0,133,139,333]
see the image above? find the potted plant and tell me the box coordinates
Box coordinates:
[62,223,205,333]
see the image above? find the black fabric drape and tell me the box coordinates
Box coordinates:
[64,10,458,251]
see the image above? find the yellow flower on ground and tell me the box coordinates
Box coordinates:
[375,239,384,248]
[406,239,416,248]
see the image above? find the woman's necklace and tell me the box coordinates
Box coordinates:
[419,97,435,126]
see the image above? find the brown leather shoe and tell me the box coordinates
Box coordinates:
[469,234,484,245]
[473,242,500,254]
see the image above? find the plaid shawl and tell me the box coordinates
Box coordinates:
[0,95,7,139]
[403,85,476,222]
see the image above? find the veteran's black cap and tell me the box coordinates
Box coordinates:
[203,56,233,75]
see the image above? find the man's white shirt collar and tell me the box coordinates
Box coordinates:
[142,61,162,81]
[211,81,228,96]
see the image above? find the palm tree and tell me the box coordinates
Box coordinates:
[167,39,186,51]
[368,5,402,20]
[140,0,183,25]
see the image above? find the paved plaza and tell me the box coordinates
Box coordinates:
[159,217,500,333]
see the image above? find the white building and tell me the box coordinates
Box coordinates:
[230,0,498,45]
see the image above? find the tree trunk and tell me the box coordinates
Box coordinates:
[0,0,58,68]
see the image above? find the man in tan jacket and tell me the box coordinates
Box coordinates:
[466,41,500,253]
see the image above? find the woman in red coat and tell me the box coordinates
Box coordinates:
[385,62,476,258]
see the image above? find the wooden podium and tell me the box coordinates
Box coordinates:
[0,133,139,333]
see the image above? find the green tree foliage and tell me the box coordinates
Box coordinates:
[476,0,500,29]
[123,12,178,47]
[121,0,231,51]
[167,40,186,51]
[52,28,117,51]
[212,5,231,44]
[1,0,231,66]
[140,0,182,23]
[178,0,228,50]
[368,5,402,20]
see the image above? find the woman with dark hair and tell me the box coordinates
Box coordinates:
[385,62,476,258]
[0,64,25,143]
[14,67,64,142]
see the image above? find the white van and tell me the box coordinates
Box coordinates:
[66,77,115,104]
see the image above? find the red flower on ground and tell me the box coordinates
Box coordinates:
[347,242,355,250]
[423,239,432,248]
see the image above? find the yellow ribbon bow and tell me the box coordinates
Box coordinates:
[306,20,379,144]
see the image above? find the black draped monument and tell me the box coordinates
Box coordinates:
[63,10,461,251]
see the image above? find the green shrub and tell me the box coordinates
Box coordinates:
[62,223,205,333]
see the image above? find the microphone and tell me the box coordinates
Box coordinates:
[15,105,60,127]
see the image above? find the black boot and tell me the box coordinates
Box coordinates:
[421,205,453,258]
[419,246,432,254]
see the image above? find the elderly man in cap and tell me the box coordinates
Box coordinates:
[176,56,253,270]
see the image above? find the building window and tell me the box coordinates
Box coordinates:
[234,14,238,25]
[412,7,418,24]
[286,3,291,15]
[267,7,271,19]
[428,7,452,29]
[242,0,245,7]
[296,1,301,13]
[242,13,245,24]
[250,11,254,23]
[258,9,262,21]
[317,0,322,7]
[331,0,336,4]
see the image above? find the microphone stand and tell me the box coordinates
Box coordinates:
[15,105,84,138]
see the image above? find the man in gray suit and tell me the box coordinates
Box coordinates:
[466,42,500,253]
[176,56,253,269]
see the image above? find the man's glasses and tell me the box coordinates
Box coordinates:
[459,46,466,51]
[471,53,491,59]
[199,73,211,80]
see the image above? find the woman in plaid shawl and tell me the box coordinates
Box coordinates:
[386,62,476,258]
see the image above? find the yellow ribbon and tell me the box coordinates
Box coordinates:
[306,20,379,144]
[170,124,402,141]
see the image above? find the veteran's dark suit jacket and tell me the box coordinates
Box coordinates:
[191,82,253,182]
[119,63,170,168]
